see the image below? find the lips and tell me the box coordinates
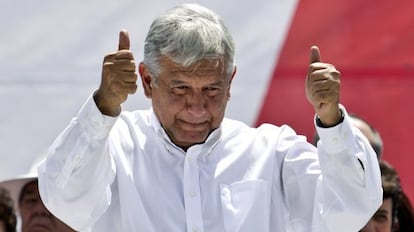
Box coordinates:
[178,120,209,131]
[30,224,52,231]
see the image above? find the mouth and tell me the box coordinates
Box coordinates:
[28,223,53,232]
[178,120,209,132]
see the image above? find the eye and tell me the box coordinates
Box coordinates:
[21,196,39,207]
[204,86,221,97]
[172,85,189,95]
[372,211,390,222]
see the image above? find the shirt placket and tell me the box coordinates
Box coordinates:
[184,146,204,232]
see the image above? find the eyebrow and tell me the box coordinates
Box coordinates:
[21,189,36,197]
[169,79,186,85]
[377,209,390,213]
[169,65,225,76]
[168,78,225,86]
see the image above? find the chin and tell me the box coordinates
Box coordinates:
[176,136,207,148]
[25,226,53,232]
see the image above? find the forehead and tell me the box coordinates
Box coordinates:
[381,198,393,210]
[159,56,226,78]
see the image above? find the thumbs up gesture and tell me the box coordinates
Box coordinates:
[94,30,138,116]
[305,46,341,127]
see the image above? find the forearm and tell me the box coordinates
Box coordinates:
[38,94,117,230]
[314,105,382,231]
[280,105,381,231]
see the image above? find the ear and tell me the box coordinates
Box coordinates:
[229,66,237,85]
[227,66,237,100]
[139,62,153,98]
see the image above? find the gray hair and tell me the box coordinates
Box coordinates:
[143,3,236,81]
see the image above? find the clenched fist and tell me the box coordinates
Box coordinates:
[94,30,138,116]
[305,46,342,127]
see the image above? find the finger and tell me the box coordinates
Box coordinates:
[122,73,138,83]
[103,52,117,63]
[115,50,134,60]
[310,45,321,64]
[113,60,136,72]
[121,81,138,94]
[312,67,340,80]
[118,29,130,51]
[103,61,136,76]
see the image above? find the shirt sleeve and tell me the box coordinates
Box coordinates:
[280,104,382,232]
[38,93,117,231]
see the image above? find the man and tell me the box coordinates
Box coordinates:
[314,114,414,231]
[38,3,382,232]
[350,115,383,158]
[359,160,402,232]
[0,175,75,232]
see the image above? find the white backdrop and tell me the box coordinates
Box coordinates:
[0,0,298,180]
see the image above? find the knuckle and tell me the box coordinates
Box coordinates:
[129,84,138,94]
[103,62,114,68]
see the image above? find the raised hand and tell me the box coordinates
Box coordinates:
[305,46,341,126]
[94,30,138,116]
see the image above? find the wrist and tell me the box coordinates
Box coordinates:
[316,109,344,128]
[93,91,121,116]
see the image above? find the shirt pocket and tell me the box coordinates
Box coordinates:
[220,179,270,232]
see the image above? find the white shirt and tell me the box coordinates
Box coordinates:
[38,95,382,232]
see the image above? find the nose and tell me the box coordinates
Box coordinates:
[186,90,207,118]
[31,198,52,216]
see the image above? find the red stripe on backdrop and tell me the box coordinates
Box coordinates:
[256,0,414,203]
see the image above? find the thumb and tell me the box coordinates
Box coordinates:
[118,29,130,51]
[309,45,321,63]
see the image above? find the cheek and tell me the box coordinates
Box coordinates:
[19,210,30,222]
[210,94,229,112]
[156,90,185,107]
[153,94,183,123]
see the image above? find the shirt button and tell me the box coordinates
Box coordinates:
[189,191,197,198]
[221,188,230,196]
[344,131,349,138]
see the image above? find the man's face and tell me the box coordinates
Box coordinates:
[359,198,393,232]
[19,180,75,232]
[140,57,234,150]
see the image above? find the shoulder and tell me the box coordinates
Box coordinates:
[221,118,300,142]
